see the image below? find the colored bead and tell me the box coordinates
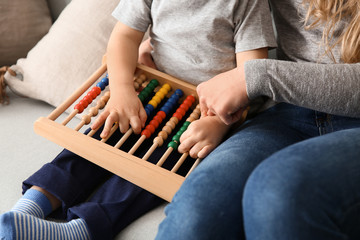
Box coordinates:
[148,99,158,108]
[145,104,154,112]
[183,121,191,127]
[141,129,152,138]
[101,77,109,86]
[168,141,178,150]
[155,91,165,99]
[160,105,172,115]
[74,104,84,113]
[96,82,106,90]
[176,108,186,116]
[150,79,159,86]
[153,115,163,123]
[145,108,151,117]
[149,120,160,129]
[180,126,188,132]
[152,95,162,104]
[172,134,180,142]
[138,94,145,102]
[174,89,184,97]
[186,95,196,102]
[91,86,101,95]
[145,124,156,134]
[162,83,171,91]
[158,88,169,95]
[79,100,89,108]
[173,112,183,121]
[157,111,166,120]
[83,95,93,104]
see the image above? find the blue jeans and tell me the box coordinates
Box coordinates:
[155,103,360,240]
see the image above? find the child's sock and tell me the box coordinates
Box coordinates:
[11,189,52,219]
[0,212,91,240]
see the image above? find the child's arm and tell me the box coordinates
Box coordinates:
[92,22,146,136]
[179,49,268,158]
[197,48,268,125]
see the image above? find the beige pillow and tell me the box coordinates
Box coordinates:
[0,0,52,66]
[5,0,118,108]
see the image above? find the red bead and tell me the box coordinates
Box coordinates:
[176,108,186,117]
[88,90,97,99]
[153,115,163,124]
[83,95,93,104]
[149,119,160,128]
[173,112,183,121]
[141,129,152,138]
[157,111,166,120]
[146,124,156,134]
[74,104,84,113]
[186,95,196,103]
[179,103,190,111]
[183,99,193,107]
[92,86,101,95]
[79,100,88,108]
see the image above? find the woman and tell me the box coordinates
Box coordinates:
[153,0,360,239]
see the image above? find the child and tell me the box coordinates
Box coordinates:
[0,0,276,239]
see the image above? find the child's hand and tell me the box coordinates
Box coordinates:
[91,86,147,138]
[178,115,232,159]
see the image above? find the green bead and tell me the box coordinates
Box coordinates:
[168,141,178,150]
[150,79,159,86]
[172,134,180,142]
[183,121,191,127]
[180,126,188,132]
[138,94,145,102]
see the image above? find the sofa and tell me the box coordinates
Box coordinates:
[0,0,166,239]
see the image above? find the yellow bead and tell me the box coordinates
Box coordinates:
[152,95,162,104]
[155,91,165,99]
[148,99,158,108]
[162,83,171,92]
[159,88,168,95]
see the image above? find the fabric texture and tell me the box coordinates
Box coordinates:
[113,0,276,85]
[4,0,119,108]
[0,0,52,66]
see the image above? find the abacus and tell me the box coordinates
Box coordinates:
[34,58,247,202]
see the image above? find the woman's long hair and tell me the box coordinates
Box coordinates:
[302,0,360,63]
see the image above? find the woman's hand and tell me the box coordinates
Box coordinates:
[178,115,232,159]
[91,85,147,138]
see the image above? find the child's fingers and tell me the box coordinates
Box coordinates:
[178,134,196,153]
[118,114,130,134]
[91,111,109,130]
[197,145,213,159]
[139,107,147,129]
[129,116,142,134]
[101,112,119,138]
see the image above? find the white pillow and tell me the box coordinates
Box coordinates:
[5,0,119,108]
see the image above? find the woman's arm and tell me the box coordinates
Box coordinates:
[246,60,360,118]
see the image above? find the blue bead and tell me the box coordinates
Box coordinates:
[101,77,109,86]
[145,104,154,113]
[160,105,171,115]
[145,108,151,116]
[96,82,106,90]
[174,89,183,97]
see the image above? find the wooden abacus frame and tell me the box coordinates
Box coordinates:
[34,59,199,202]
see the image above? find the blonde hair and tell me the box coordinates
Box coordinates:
[302,0,360,63]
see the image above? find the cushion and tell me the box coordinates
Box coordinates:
[5,0,119,108]
[0,0,52,66]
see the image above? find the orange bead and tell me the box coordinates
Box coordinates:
[157,111,166,120]
[146,124,156,134]
[173,112,183,121]
[149,119,160,128]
